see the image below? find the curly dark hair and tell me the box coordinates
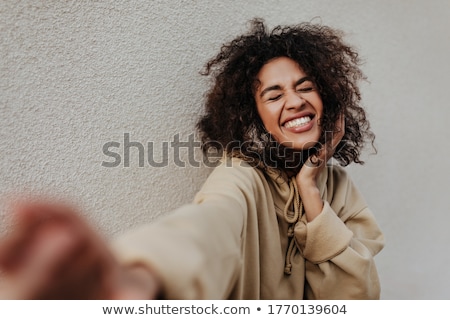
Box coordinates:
[197,18,375,173]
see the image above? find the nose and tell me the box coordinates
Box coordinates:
[284,90,305,110]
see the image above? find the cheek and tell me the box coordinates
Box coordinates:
[314,95,324,114]
[257,108,278,131]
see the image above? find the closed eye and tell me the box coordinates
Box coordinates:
[297,86,314,93]
[296,80,316,93]
[267,94,282,101]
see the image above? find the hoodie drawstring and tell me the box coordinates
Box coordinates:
[284,176,303,275]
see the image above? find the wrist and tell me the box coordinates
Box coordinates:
[299,188,323,222]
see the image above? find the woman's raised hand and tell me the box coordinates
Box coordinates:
[295,115,345,221]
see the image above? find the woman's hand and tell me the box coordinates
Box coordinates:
[0,202,161,299]
[296,115,345,222]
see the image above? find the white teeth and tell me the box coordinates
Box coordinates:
[284,116,311,128]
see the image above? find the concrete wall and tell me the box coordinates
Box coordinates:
[1,0,449,299]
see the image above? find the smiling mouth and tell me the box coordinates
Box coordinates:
[283,115,313,129]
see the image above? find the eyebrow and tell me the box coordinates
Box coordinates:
[259,76,313,99]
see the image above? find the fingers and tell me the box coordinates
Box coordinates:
[0,222,82,299]
[333,113,345,146]
[301,114,345,170]
[322,113,346,161]
[305,154,323,168]
[0,203,83,269]
[0,201,119,299]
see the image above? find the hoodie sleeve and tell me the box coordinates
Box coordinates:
[294,166,384,299]
[110,159,265,299]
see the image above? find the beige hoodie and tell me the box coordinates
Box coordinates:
[112,157,384,299]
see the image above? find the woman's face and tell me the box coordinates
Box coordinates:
[254,57,323,150]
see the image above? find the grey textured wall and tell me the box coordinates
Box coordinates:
[1,0,449,299]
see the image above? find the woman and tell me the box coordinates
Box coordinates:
[0,19,383,299]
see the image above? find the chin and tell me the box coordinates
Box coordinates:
[279,139,319,151]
